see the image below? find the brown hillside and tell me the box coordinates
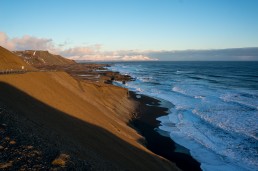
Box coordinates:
[0,46,178,170]
[0,71,178,170]
[14,50,75,66]
[0,46,34,70]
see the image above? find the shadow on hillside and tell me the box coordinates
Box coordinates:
[0,82,176,171]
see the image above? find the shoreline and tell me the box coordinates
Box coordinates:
[0,71,177,170]
[128,91,202,171]
[0,46,200,171]
[2,45,256,170]
[0,61,178,170]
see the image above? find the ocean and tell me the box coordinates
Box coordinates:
[108,61,258,171]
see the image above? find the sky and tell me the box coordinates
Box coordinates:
[1,0,258,61]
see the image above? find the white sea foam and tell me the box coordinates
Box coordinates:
[109,62,258,171]
[194,95,205,99]
[172,86,186,94]
[220,92,258,110]
[138,76,153,82]
[136,95,141,99]
[176,70,193,74]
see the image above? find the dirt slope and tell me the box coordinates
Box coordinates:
[0,71,178,170]
[0,46,34,70]
[0,46,179,170]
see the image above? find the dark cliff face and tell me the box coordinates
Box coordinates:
[13,50,75,66]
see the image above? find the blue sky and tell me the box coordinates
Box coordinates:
[1,0,258,60]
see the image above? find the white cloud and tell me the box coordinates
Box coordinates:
[59,46,157,61]
[0,32,157,61]
[121,55,157,61]
[59,45,101,56]
[68,54,157,61]
[0,32,54,51]
[0,32,8,42]
[1,32,257,61]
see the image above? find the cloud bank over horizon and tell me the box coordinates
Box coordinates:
[0,32,156,61]
[1,32,258,61]
[0,32,54,51]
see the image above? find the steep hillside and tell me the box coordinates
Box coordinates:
[14,50,75,66]
[0,46,178,170]
[0,46,34,70]
[0,71,177,170]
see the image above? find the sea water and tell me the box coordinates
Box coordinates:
[108,61,258,171]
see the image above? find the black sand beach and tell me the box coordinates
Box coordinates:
[129,91,201,171]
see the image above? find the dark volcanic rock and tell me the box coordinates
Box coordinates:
[33,63,134,84]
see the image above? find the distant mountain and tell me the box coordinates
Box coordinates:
[0,46,34,70]
[14,50,76,66]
